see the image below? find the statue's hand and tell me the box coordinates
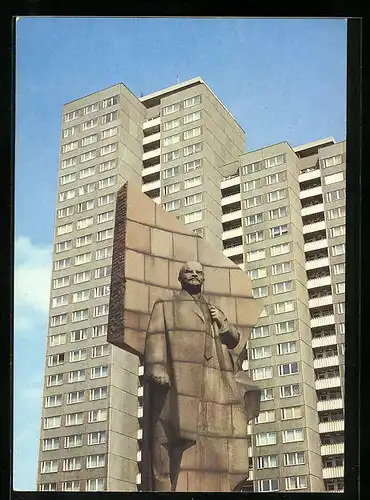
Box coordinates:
[209,305,226,329]
[149,367,171,386]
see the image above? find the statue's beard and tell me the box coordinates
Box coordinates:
[182,281,203,295]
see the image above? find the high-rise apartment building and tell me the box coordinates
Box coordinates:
[36,78,345,493]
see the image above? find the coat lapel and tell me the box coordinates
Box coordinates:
[177,289,205,323]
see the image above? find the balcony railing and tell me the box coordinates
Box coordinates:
[222,227,243,240]
[142,147,161,161]
[309,295,333,308]
[303,220,326,234]
[313,355,339,369]
[311,334,337,348]
[304,239,328,252]
[300,185,323,199]
[306,256,330,270]
[222,209,242,223]
[142,179,161,192]
[142,131,161,145]
[301,203,324,216]
[223,245,244,257]
[322,466,344,480]
[307,275,332,289]
[315,376,341,390]
[143,116,160,129]
[221,176,241,190]
[319,419,344,433]
[317,398,343,412]
[142,163,161,177]
[221,192,241,206]
[299,169,321,183]
[248,446,253,458]
[310,315,335,328]
[321,442,344,456]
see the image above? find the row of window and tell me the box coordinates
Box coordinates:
[163,110,201,131]
[53,266,111,290]
[246,241,345,263]
[54,245,113,270]
[325,188,346,203]
[252,362,299,381]
[162,158,202,178]
[44,409,108,430]
[61,127,118,153]
[47,344,109,366]
[255,476,308,492]
[45,386,108,408]
[322,154,344,169]
[252,280,294,298]
[40,453,106,473]
[255,406,302,424]
[63,95,119,122]
[163,126,202,147]
[46,365,108,387]
[61,159,116,181]
[61,144,117,174]
[162,141,202,163]
[251,321,344,340]
[248,260,293,279]
[256,428,304,446]
[50,304,109,327]
[241,154,286,175]
[39,478,105,491]
[56,233,112,257]
[48,325,107,346]
[57,216,114,236]
[163,175,202,196]
[250,341,298,359]
[60,171,116,189]
[162,95,201,116]
[256,451,305,469]
[52,284,110,308]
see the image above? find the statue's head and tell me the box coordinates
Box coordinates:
[178,261,205,292]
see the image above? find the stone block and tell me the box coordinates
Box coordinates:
[197,237,237,269]
[125,249,145,281]
[205,295,237,325]
[149,285,173,311]
[229,268,253,298]
[125,279,150,314]
[172,232,198,263]
[173,361,204,398]
[124,328,146,357]
[228,437,250,475]
[203,265,231,295]
[155,204,193,235]
[168,261,184,291]
[126,182,155,226]
[150,227,173,259]
[125,220,151,254]
[236,297,263,327]
[124,309,139,330]
[144,255,169,288]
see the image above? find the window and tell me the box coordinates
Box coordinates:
[245,213,263,226]
[42,438,60,451]
[99,175,116,190]
[56,239,72,253]
[248,267,267,280]
[184,158,202,173]
[74,271,91,284]
[163,102,180,115]
[272,280,293,295]
[78,183,95,197]
[97,228,114,242]
[254,411,275,425]
[183,111,201,124]
[96,246,113,261]
[337,322,345,335]
[163,133,180,147]
[101,110,118,124]
[260,388,274,401]
[281,406,302,420]
[184,126,201,141]
[71,309,89,322]
[61,155,77,168]
[80,150,97,163]
[95,265,112,279]
[92,324,108,337]
[44,415,61,429]
[98,193,115,206]
[48,353,65,366]
[70,328,88,342]
[282,428,304,443]
[285,476,307,490]
[163,165,181,179]
[45,394,62,408]
[67,391,85,404]
[64,110,79,122]
[88,409,107,423]
[184,192,202,206]
[257,455,278,469]
[100,143,117,156]
[246,249,265,262]
[335,282,345,294]
[277,341,297,355]
[251,346,271,360]
[68,370,86,383]
[57,206,74,219]
[81,134,98,147]
[82,118,98,131]
[324,172,344,185]
[326,188,345,202]
[244,195,262,209]
[337,302,345,314]
[62,141,78,153]
[279,362,299,376]
[93,304,109,318]
[51,294,68,308]
[61,481,80,492]
[76,234,93,248]
[101,127,118,140]
[86,454,106,468]
[97,210,114,224]
[284,452,305,466]
[267,189,287,202]
[163,117,181,131]
[265,154,285,168]
[40,460,59,474]
[270,243,290,257]
[59,188,75,202]
[102,95,119,108]
[256,432,277,446]
[327,206,346,220]
[54,258,71,271]
[251,325,270,339]
[242,161,263,175]
[76,216,93,230]
[83,102,99,115]
[331,244,345,256]
[91,344,109,358]
[50,314,68,327]
[271,261,292,276]
[53,276,70,289]
[75,252,92,266]
[49,333,66,346]
[69,348,87,362]
[57,223,73,235]
[184,175,202,189]
[163,149,181,163]
[63,457,82,471]
[323,154,343,168]
[266,171,286,185]
[274,300,295,315]
[86,478,105,491]
[252,286,268,299]
[91,365,108,379]
[329,224,346,238]
[90,387,108,401]
[243,178,263,191]
[333,263,345,275]
[94,285,110,298]
[270,224,288,238]
[183,142,202,157]
[64,434,82,449]
[280,384,300,398]
[163,182,181,195]
[184,95,201,108]
[77,200,94,213]
[252,366,273,381]
[245,230,264,244]
[256,479,279,492]
[184,210,202,224]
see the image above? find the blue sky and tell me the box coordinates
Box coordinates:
[14,17,347,490]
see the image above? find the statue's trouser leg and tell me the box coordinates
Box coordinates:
[152,440,171,491]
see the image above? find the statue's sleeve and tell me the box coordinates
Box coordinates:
[212,305,240,349]
[144,300,168,377]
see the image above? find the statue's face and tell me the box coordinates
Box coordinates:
[179,261,205,288]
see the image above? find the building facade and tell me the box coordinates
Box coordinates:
[36,78,345,493]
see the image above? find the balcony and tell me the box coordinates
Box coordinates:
[143,116,160,130]
[152,197,161,205]
[142,179,161,192]
[142,163,161,177]
[306,257,330,270]
[322,466,344,480]
[221,176,241,190]
[304,239,328,252]
[143,131,160,145]
[315,376,341,390]
[309,295,333,308]
[311,315,335,328]
[299,169,321,183]
[222,227,243,240]
[300,185,323,199]
[317,398,343,412]
[301,203,324,216]
[314,355,339,369]
[222,209,242,223]
[307,276,332,289]
[321,442,344,456]
[312,334,337,348]
[303,220,326,234]
[319,419,344,433]
[248,446,253,458]
[221,193,241,206]
[223,245,244,257]
[143,147,161,161]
